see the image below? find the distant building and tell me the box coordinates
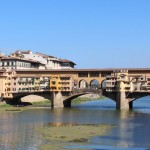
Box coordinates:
[0,56,44,70]
[10,50,76,69]
[61,59,76,69]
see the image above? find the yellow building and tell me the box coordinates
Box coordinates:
[0,70,16,99]
[50,75,73,92]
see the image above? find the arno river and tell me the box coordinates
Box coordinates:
[0,97,150,150]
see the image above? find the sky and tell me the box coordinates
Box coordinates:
[0,0,150,68]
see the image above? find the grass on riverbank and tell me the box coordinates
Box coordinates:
[0,102,22,112]
[38,123,113,150]
[0,99,51,112]
[0,102,12,108]
[32,99,51,107]
[72,95,106,104]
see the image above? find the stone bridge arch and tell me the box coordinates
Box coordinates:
[102,90,150,109]
[5,92,52,106]
[63,88,102,107]
[127,92,150,102]
[63,92,91,107]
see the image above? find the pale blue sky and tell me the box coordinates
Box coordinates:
[0,0,150,68]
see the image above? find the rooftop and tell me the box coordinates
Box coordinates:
[35,52,55,58]
[13,50,32,54]
[61,59,76,65]
[14,68,150,73]
[1,56,43,64]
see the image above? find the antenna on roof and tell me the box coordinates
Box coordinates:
[0,48,2,56]
[0,48,6,57]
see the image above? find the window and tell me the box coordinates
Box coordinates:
[2,62,4,66]
[52,81,56,85]
[90,72,99,77]
[7,88,10,91]
[78,73,88,77]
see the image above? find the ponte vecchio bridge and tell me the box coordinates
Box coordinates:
[1,68,150,109]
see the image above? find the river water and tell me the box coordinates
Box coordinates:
[0,97,150,150]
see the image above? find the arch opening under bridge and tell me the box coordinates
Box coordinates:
[4,92,52,106]
[63,92,95,107]
[63,87,103,107]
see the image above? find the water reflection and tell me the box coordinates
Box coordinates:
[0,110,46,150]
[117,111,150,148]
[91,100,150,149]
[0,98,150,150]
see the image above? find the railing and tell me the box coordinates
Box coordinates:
[72,88,101,94]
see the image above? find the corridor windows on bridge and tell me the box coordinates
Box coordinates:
[101,72,111,77]
[78,73,88,77]
[89,72,99,77]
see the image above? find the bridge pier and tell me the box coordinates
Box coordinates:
[116,91,132,110]
[51,92,64,108]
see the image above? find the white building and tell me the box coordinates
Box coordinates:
[0,56,43,70]
[61,59,76,69]
[10,50,76,69]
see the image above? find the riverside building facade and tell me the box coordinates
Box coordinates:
[10,50,76,69]
[0,50,76,99]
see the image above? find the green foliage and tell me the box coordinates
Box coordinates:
[32,100,51,106]
[0,103,12,108]
[72,96,106,104]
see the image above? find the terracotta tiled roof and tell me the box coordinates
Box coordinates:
[35,52,55,58]
[61,59,76,65]
[1,57,43,64]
